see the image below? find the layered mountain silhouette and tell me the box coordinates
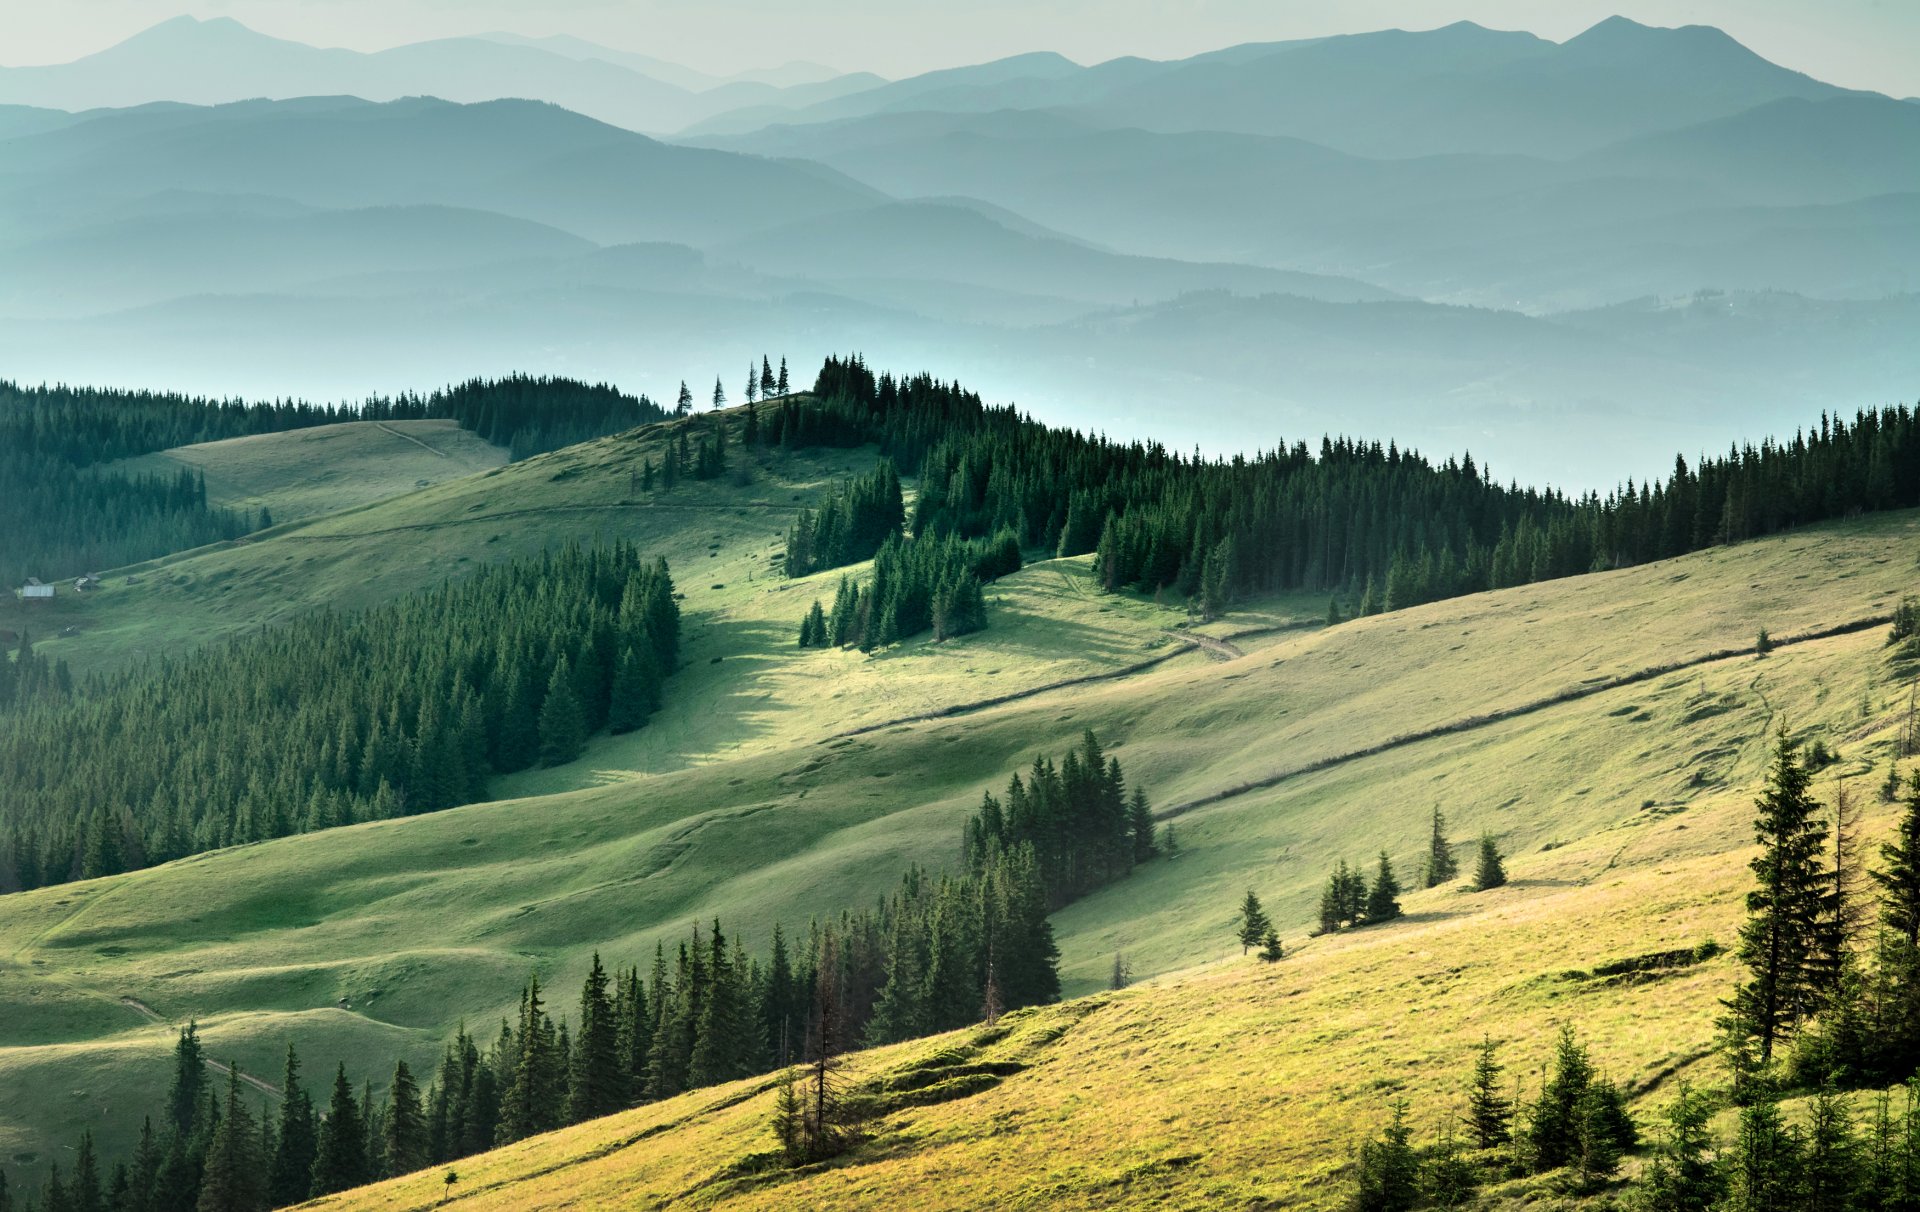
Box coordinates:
[0,16,1914,485]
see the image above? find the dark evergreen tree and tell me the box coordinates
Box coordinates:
[1422,808,1459,888]
[1258,929,1284,963]
[310,1064,368,1196]
[1237,890,1273,954]
[1348,1101,1420,1212]
[1366,852,1402,923]
[1722,1094,1803,1212]
[1466,1036,1512,1149]
[1473,836,1507,891]
[1731,727,1841,1062]
[568,954,625,1122]
[196,1068,264,1212]
[382,1061,427,1180]
[269,1045,317,1207]
[1637,1081,1722,1212]
[537,659,587,768]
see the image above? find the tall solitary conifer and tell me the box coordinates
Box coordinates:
[1730,726,1840,1062]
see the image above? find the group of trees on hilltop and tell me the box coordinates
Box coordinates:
[769,357,1920,625]
[787,455,1022,648]
[963,730,1156,907]
[0,543,680,892]
[0,376,663,589]
[19,735,1142,1211]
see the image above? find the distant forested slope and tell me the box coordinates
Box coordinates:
[0,375,663,588]
[796,356,1920,617]
[0,543,679,889]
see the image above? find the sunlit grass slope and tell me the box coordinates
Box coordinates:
[3,507,1916,1191]
[305,520,1920,1211]
[108,419,510,524]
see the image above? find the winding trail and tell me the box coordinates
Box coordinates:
[830,622,1308,740]
[118,997,283,1098]
[374,421,450,460]
[1153,612,1894,822]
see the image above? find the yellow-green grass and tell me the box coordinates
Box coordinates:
[305,763,1843,1212]
[107,419,510,525]
[3,508,1916,1190]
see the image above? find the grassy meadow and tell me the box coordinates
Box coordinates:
[3,473,1917,1197]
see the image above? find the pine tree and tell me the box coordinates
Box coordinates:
[1528,1025,1596,1172]
[1237,889,1273,954]
[675,381,692,416]
[310,1064,368,1196]
[167,1021,208,1138]
[1571,1084,1627,1191]
[1876,772,1920,947]
[1466,1036,1512,1149]
[776,358,789,397]
[568,954,625,1122]
[70,1131,102,1212]
[1722,1094,1802,1211]
[712,378,726,411]
[537,659,587,767]
[1731,726,1841,1062]
[1422,807,1459,887]
[1473,835,1507,891]
[1126,787,1156,862]
[269,1044,317,1206]
[1637,1081,1722,1212]
[1258,929,1284,963]
[1801,1085,1859,1209]
[1349,1101,1420,1211]
[197,1068,265,1212]
[1366,851,1402,923]
[383,1061,427,1179]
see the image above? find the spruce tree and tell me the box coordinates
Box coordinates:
[568,954,625,1122]
[1731,726,1840,1062]
[1258,929,1284,963]
[1237,890,1273,954]
[1876,771,1920,947]
[1127,787,1156,862]
[197,1068,265,1212]
[310,1064,368,1196]
[1422,807,1459,887]
[1637,1081,1722,1212]
[1349,1101,1420,1211]
[70,1131,102,1212]
[1466,1036,1511,1149]
[1723,1094,1802,1211]
[269,1044,317,1206]
[167,1021,208,1138]
[537,660,587,767]
[1801,1086,1859,1209]
[1365,851,1402,923]
[1473,835,1507,891]
[383,1061,427,1179]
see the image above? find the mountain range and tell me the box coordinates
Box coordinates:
[0,15,1915,486]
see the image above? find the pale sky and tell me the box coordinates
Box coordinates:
[2,1,1914,97]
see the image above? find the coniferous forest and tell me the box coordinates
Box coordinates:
[782,357,1920,620]
[0,376,662,590]
[0,544,680,891]
[19,735,1130,1211]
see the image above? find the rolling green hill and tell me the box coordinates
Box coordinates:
[106,419,510,525]
[3,487,1915,1199]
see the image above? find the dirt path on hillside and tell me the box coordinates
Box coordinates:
[374,421,450,459]
[830,622,1308,740]
[1179,631,1245,661]
[1153,612,1895,822]
[118,996,283,1098]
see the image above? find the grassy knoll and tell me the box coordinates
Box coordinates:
[107,419,510,525]
[2,506,1916,1191]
